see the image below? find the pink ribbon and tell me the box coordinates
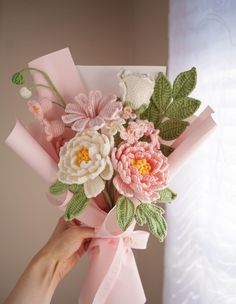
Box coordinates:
[50,193,149,304]
[5,48,217,304]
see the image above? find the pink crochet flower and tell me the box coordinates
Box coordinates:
[62,90,123,133]
[120,119,160,147]
[41,119,65,141]
[112,141,169,202]
[121,106,137,120]
[27,99,53,121]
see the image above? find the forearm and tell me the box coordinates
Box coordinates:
[4,251,59,304]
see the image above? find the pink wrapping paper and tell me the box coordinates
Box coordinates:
[5,48,217,304]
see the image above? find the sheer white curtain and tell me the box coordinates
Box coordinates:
[164,1,236,303]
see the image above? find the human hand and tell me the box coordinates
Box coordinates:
[4,217,94,304]
[37,217,94,284]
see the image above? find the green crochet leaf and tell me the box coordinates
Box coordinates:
[116,196,135,231]
[147,213,167,242]
[49,180,69,195]
[156,188,177,203]
[135,206,147,226]
[64,191,89,221]
[69,184,83,193]
[160,144,174,157]
[141,101,161,127]
[172,67,197,100]
[135,204,167,242]
[159,119,189,141]
[152,72,172,111]
[12,72,25,85]
[165,97,201,120]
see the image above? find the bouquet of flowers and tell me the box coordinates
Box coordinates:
[6,48,216,304]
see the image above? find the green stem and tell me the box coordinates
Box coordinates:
[20,67,66,107]
[52,101,65,109]
[27,84,65,109]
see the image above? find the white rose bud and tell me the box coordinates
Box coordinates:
[117,69,155,109]
[19,86,32,99]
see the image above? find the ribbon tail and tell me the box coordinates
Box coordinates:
[79,239,146,304]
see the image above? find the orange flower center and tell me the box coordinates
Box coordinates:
[33,105,40,113]
[130,158,151,175]
[75,147,91,166]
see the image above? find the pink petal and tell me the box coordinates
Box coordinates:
[71,118,89,132]
[62,113,84,124]
[65,103,82,114]
[88,116,105,130]
[98,95,117,113]
[113,176,134,197]
[100,101,122,120]
[89,90,102,113]
[75,93,90,109]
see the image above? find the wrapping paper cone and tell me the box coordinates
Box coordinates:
[5,48,217,304]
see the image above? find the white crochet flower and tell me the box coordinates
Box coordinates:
[58,130,113,198]
[118,69,155,109]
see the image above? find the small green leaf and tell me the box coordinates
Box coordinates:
[69,184,83,193]
[165,97,201,120]
[116,196,135,231]
[157,188,177,203]
[152,72,172,111]
[135,204,167,242]
[12,72,25,85]
[49,180,69,195]
[135,206,147,226]
[159,119,189,141]
[160,144,174,157]
[64,192,89,221]
[135,104,148,116]
[147,214,167,242]
[172,67,197,100]
[138,204,165,217]
[141,101,161,127]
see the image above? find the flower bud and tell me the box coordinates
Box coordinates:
[19,87,32,99]
[118,69,155,110]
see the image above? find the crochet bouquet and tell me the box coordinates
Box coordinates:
[6,48,216,304]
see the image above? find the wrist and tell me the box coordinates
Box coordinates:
[31,248,60,292]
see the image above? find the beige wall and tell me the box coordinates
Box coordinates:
[0,0,168,303]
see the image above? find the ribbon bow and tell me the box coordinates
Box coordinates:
[51,191,149,304]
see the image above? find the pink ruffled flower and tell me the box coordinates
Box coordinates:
[41,119,65,141]
[27,99,53,121]
[62,90,123,133]
[120,119,160,147]
[112,141,169,202]
[121,106,137,120]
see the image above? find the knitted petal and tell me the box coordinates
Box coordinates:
[62,113,83,124]
[88,116,105,130]
[72,118,89,132]
[100,101,122,120]
[113,175,134,197]
[100,157,113,180]
[84,175,105,198]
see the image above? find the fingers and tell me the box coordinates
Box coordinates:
[72,226,95,238]
[65,225,94,244]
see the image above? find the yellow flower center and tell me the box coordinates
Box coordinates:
[33,105,39,113]
[75,147,91,166]
[130,158,151,175]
